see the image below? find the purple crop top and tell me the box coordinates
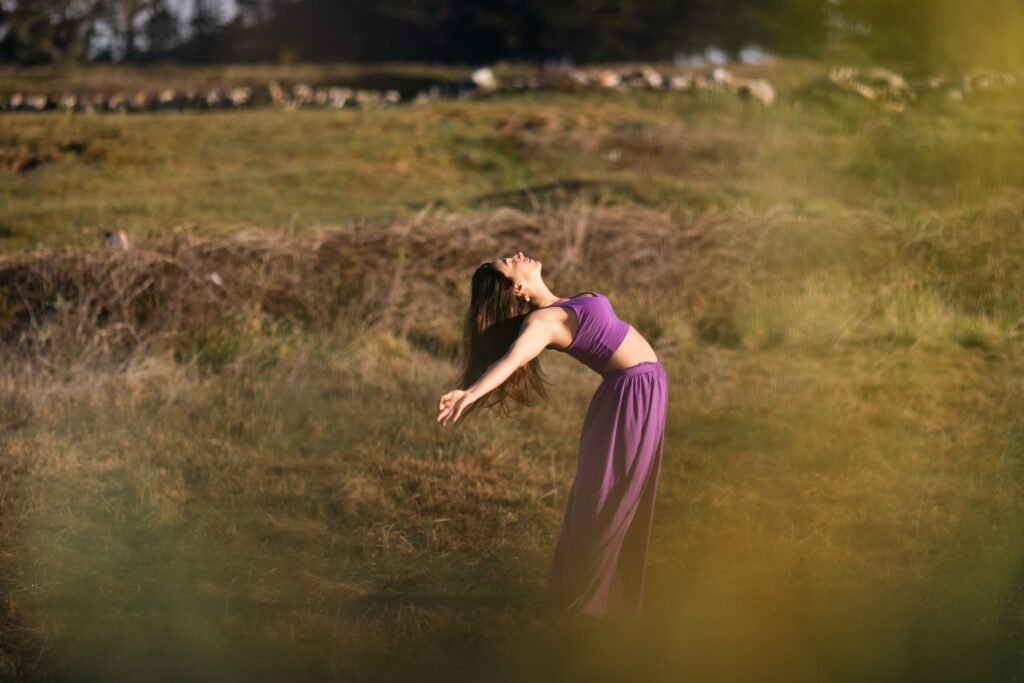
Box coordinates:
[542,292,631,374]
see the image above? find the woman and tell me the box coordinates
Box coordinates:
[436,251,669,621]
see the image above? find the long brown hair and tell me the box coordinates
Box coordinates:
[459,261,549,418]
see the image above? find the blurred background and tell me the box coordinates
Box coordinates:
[2,0,1024,67]
[1,2,1023,682]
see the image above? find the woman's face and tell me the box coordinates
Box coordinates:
[492,251,541,284]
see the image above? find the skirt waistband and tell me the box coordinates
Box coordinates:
[600,360,664,380]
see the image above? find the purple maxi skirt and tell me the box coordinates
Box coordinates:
[546,361,669,619]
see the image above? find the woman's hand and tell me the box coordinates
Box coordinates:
[437,389,476,427]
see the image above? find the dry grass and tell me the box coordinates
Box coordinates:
[0,201,692,366]
[0,192,1022,680]
[6,188,1023,366]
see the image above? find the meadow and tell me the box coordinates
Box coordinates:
[1,59,1022,682]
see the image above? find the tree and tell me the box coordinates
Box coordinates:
[0,0,112,64]
[142,0,178,55]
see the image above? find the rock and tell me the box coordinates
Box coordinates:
[642,68,664,89]
[828,68,880,100]
[598,71,621,88]
[865,67,909,92]
[827,66,919,108]
[668,74,693,91]
[471,67,498,91]
[354,89,380,108]
[850,82,877,101]
[708,67,733,85]
[828,67,856,85]
[621,70,646,88]
[129,90,151,111]
[327,87,351,108]
[157,89,179,108]
[293,83,314,104]
[737,78,775,105]
[228,87,252,107]
[107,92,128,112]
[25,94,49,111]
[204,88,223,108]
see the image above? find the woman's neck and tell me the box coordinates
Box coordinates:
[525,274,565,308]
[531,288,563,309]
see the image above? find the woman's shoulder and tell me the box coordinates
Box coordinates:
[525,305,571,323]
[544,292,600,307]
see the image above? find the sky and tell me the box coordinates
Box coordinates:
[169,0,240,31]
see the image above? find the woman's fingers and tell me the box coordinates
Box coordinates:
[436,390,470,427]
[450,395,472,425]
[437,391,461,413]
[438,405,457,427]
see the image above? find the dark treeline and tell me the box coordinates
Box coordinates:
[192,0,829,64]
[2,0,1023,69]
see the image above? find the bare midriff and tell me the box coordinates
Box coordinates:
[536,301,658,373]
[599,325,659,374]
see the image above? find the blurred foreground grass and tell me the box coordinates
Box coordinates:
[1,59,1023,682]
[3,305,1021,682]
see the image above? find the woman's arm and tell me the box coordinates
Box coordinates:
[467,317,553,400]
[437,315,554,426]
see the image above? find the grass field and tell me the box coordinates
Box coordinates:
[1,59,1023,682]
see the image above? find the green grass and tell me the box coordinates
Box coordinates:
[3,70,1022,252]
